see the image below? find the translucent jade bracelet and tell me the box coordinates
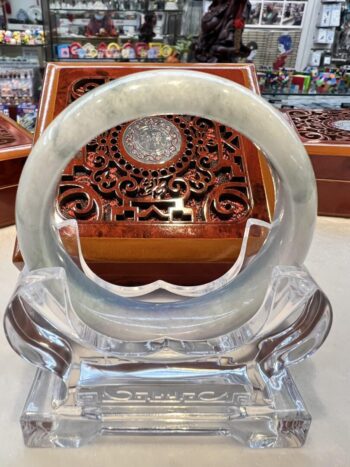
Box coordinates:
[16,70,317,342]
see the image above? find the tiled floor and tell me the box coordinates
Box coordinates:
[0,217,349,467]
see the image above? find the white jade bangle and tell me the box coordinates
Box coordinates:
[16,70,317,341]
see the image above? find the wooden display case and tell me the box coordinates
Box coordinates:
[13,62,275,286]
[0,114,32,228]
[284,108,350,218]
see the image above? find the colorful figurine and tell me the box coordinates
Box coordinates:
[82,43,98,59]
[106,42,121,59]
[165,50,180,63]
[121,42,136,60]
[273,34,292,70]
[97,42,107,58]
[4,30,12,44]
[148,42,162,60]
[135,42,149,59]
[12,31,20,44]
[69,41,83,58]
[160,44,173,59]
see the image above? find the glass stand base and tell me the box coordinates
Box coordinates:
[6,266,331,449]
[21,361,311,448]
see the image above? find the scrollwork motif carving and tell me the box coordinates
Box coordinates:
[285,109,350,143]
[58,77,253,225]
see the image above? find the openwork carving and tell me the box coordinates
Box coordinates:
[58,77,255,224]
[0,124,16,147]
[59,114,252,223]
[285,109,350,143]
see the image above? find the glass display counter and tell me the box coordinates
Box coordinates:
[43,0,183,60]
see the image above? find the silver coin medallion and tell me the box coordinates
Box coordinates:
[122,117,182,164]
[331,120,350,132]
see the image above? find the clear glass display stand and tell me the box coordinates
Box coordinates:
[4,69,333,449]
[5,261,332,448]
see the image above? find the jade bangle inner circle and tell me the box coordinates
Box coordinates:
[16,70,317,342]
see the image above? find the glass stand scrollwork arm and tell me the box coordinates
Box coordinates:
[3,70,332,448]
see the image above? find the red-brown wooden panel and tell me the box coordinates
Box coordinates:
[316,179,350,218]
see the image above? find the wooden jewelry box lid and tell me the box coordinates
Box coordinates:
[284,108,350,218]
[0,114,32,228]
[13,63,274,286]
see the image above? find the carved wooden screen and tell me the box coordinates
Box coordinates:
[284,109,350,146]
[60,105,260,227]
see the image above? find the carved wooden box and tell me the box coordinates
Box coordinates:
[0,114,32,228]
[14,63,274,285]
[284,109,350,218]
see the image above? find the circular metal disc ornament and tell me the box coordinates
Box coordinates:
[331,119,350,131]
[16,70,317,343]
[122,116,182,164]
